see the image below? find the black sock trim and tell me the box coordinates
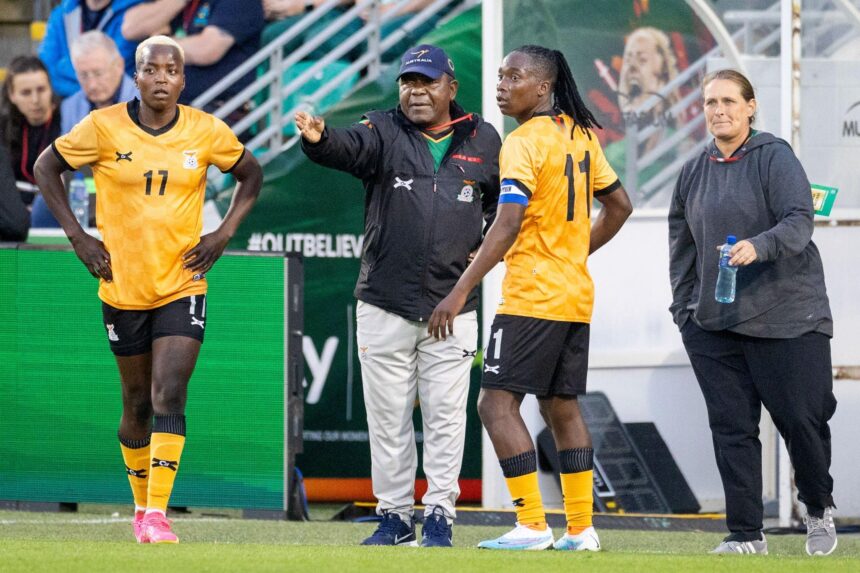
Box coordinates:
[152,414,186,436]
[499,450,537,478]
[559,447,593,473]
[118,432,151,449]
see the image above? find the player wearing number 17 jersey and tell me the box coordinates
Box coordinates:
[35,36,262,544]
[428,45,632,552]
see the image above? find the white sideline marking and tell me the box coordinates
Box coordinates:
[0,517,229,525]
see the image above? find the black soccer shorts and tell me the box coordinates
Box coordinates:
[481,314,589,398]
[101,295,207,356]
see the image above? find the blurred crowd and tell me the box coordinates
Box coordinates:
[1,0,456,241]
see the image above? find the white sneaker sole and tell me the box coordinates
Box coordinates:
[807,536,837,556]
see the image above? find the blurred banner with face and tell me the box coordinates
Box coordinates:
[503,0,714,207]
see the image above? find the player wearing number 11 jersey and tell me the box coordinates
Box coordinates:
[35,36,261,544]
[428,45,632,552]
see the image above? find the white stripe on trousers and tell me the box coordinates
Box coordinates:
[356,301,477,521]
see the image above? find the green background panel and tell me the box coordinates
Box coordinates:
[0,248,286,510]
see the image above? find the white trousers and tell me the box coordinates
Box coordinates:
[356,301,477,521]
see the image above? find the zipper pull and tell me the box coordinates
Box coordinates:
[433,176,437,193]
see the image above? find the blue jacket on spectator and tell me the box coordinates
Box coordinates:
[40,0,144,98]
[60,74,138,134]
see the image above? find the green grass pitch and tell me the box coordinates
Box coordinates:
[1,507,859,572]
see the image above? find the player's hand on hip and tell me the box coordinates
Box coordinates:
[294,111,325,144]
[428,291,467,340]
[183,230,230,274]
[70,233,112,281]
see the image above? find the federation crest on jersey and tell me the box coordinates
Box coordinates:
[182,150,199,169]
[457,184,474,203]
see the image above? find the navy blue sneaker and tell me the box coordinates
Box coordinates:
[360,512,417,546]
[421,507,453,547]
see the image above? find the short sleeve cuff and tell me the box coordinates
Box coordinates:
[594,179,621,197]
[223,147,246,173]
[51,142,75,172]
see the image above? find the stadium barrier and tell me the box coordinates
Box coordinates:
[0,245,305,519]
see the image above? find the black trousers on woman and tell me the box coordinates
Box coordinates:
[681,321,837,541]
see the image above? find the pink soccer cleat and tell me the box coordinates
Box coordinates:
[141,512,179,544]
[133,510,148,543]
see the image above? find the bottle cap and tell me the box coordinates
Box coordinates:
[726,235,737,245]
[74,172,84,180]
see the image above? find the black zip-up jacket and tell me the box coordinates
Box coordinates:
[302,101,501,321]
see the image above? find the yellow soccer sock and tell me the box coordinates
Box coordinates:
[147,415,187,512]
[119,435,150,509]
[561,470,594,534]
[505,472,547,530]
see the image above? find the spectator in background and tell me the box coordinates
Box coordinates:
[262,0,447,62]
[122,0,264,109]
[0,56,61,209]
[39,0,144,98]
[32,31,140,229]
[0,142,31,242]
[62,30,139,133]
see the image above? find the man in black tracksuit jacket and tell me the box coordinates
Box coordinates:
[297,44,501,548]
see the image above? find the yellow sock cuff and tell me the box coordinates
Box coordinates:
[119,441,150,509]
[505,472,546,528]
[561,470,593,532]
[147,432,186,512]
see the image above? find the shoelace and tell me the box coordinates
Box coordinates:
[144,513,172,528]
[376,514,405,536]
[423,511,449,538]
[806,514,831,534]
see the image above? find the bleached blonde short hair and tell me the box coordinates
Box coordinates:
[135,35,185,70]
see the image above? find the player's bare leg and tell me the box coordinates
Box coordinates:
[477,389,532,459]
[539,396,600,552]
[115,353,153,542]
[141,336,201,543]
[477,389,553,550]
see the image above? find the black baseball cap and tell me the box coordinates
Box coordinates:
[397,44,455,80]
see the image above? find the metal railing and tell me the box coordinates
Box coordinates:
[193,0,475,167]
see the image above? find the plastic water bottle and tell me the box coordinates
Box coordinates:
[70,172,89,229]
[715,234,737,304]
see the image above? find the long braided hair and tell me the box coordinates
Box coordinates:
[513,45,601,132]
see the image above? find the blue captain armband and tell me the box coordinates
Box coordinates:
[499,178,531,206]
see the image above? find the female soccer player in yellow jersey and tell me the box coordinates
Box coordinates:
[429,45,633,551]
[34,36,262,544]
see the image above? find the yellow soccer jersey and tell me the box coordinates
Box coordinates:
[53,100,245,310]
[497,113,620,322]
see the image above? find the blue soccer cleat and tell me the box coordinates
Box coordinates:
[360,512,418,546]
[421,507,453,547]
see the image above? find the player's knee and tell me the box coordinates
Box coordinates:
[477,391,513,429]
[476,392,494,426]
[132,401,153,428]
[151,384,186,415]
